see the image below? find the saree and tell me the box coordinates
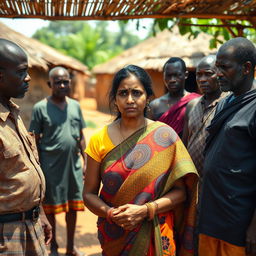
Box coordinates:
[158,93,200,135]
[98,121,198,256]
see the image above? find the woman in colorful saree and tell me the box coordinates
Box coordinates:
[83,65,198,256]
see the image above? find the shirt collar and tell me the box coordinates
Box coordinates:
[201,92,228,109]
[0,100,20,122]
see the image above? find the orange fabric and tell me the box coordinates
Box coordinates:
[199,234,246,256]
[147,212,176,256]
[43,200,84,214]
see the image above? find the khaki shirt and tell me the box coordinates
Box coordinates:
[0,101,45,214]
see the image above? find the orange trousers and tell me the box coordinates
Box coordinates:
[199,234,245,256]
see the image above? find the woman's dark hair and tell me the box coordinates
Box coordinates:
[109,65,154,118]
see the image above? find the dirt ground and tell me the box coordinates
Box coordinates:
[50,98,112,256]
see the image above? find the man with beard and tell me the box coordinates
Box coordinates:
[0,38,51,255]
[29,67,86,256]
[148,57,200,136]
[198,38,256,256]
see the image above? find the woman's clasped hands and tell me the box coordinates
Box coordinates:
[107,204,148,231]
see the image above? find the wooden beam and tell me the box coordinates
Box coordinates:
[179,22,254,29]
[220,19,238,37]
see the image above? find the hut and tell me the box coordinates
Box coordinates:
[0,22,91,127]
[93,28,216,112]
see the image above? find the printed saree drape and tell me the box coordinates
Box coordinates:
[98,121,198,256]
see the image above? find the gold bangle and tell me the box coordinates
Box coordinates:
[145,203,152,220]
[150,202,156,220]
[152,201,158,215]
[145,202,156,221]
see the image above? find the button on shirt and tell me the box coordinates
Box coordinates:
[0,101,45,214]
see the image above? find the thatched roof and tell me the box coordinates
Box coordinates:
[93,28,216,74]
[0,22,89,74]
[0,0,255,23]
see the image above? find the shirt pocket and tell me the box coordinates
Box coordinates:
[0,140,21,173]
[1,141,20,159]
[0,137,30,174]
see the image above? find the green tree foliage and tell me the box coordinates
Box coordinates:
[151,18,256,49]
[33,21,141,69]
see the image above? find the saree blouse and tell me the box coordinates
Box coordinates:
[85,125,115,162]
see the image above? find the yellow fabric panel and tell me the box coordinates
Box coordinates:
[85,125,115,162]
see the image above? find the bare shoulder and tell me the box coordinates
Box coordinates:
[149,97,161,108]
[149,94,168,108]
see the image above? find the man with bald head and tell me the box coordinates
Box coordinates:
[198,38,256,256]
[29,67,86,256]
[0,38,51,255]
